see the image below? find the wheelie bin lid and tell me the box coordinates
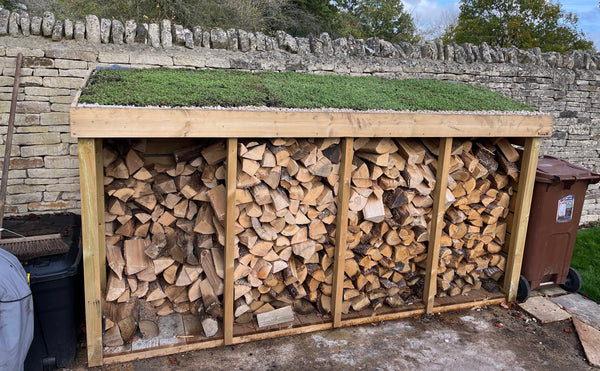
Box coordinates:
[536,156,600,184]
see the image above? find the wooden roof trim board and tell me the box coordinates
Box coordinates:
[70,106,553,138]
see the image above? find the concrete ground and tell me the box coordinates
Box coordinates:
[66,296,595,371]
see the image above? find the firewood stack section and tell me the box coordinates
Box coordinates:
[233,138,340,325]
[433,138,520,297]
[102,139,227,346]
[342,138,437,313]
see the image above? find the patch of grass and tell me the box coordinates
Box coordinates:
[79,68,535,111]
[571,222,600,302]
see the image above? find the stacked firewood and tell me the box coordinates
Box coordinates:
[233,138,340,324]
[433,138,519,297]
[102,139,227,346]
[341,138,436,313]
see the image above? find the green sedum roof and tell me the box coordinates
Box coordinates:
[79,68,535,112]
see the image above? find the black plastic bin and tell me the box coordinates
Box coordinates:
[518,156,600,301]
[4,214,83,371]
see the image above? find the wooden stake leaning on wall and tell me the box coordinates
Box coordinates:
[423,138,452,313]
[332,138,354,327]
[503,138,540,302]
[224,138,238,345]
[78,138,105,367]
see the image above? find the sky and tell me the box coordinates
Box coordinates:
[401,0,600,49]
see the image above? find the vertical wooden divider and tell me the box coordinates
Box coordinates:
[423,138,452,313]
[503,137,540,302]
[78,138,105,367]
[224,138,238,345]
[332,137,354,327]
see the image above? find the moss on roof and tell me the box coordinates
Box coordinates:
[79,68,535,112]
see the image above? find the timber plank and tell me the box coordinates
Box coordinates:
[78,138,105,367]
[503,138,541,301]
[71,107,553,139]
[423,138,452,313]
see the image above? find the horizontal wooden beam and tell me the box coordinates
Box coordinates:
[70,106,553,139]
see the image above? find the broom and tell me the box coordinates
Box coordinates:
[0,53,69,260]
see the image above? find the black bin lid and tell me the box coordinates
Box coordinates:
[536,156,600,184]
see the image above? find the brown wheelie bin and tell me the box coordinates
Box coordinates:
[517,156,600,301]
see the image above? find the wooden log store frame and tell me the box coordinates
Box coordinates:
[71,95,552,365]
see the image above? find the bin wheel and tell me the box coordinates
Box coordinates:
[517,275,531,302]
[560,267,582,293]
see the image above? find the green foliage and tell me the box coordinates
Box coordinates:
[571,223,600,302]
[334,0,419,42]
[79,68,534,112]
[51,0,290,33]
[443,0,594,53]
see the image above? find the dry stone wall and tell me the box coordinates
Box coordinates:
[0,10,599,223]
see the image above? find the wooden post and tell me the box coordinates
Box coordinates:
[332,138,353,327]
[78,138,105,367]
[503,138,541,302]
[423,138,452,313]
[223,138,238,345]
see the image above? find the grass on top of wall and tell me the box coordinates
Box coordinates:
[79,68,535,112]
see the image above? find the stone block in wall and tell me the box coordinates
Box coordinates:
[23,56,54,68]
[125,20,136,44]
[46,183,80,192]
[34,69,58,77]
[50,103,71,112]
[47,125,70,133]
[28,201,77,212]
[0,145,20,157]
[20,12,30,37]
[192,26,202,47]
[173,54,205,68]
[7,169,26,179]
[43,77,83,89]
[226,28,238,51]
[129,53,173,66]
[12,132,60,145]
[64,19,73,40]
[0,157,43,170]
[54,59,88,69]
[100,18,111,43]
[7,47,44,57]
[20,143,69,157]
[44,155,78,169]
[27,168,79,178]
[0,9,10,35]
[52,20,63,41]
[135,23,148,44]
[111,19,124,45]
[73,21,85,41]
[161,19,172,48]
[42,110,71,125]
[173,24,185,45]
[43,192,60,202]
[45,49,97,62]
[184,29,193,49]
[30,16,41,35]
[25,87,70,96]
[210,28,227,49]
[59,191,80,201]
[85,15,100,43]
[59,69,90,78]
[148,23,160,48]
[7,185,45,194]
[202,31,210,48]
[16,101,50,114]
[238,29,249,52]
[42,11,54,37]
[8,12,19,37]
[0,76,14,86]
[7,193,43,204]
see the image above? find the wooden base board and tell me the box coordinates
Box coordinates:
[101,292,507,365]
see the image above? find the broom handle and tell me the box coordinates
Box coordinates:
[0,53,23,236]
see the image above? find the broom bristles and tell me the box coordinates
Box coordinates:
[0,233,69,260]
